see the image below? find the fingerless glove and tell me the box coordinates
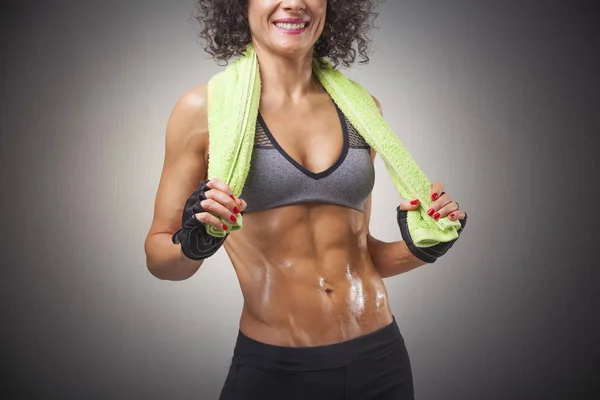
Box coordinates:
[397,207,467,264]
[172,180,227,260]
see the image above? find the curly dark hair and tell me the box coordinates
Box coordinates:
[194,0,384,68]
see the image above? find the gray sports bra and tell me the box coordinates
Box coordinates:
[239,104,375,213]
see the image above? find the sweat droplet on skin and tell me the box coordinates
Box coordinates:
[346,265,366,318]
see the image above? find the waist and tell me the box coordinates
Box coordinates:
[225,207,388,345]
[234,255,391,346]
[238,279,393,347]
[233,316,403,370]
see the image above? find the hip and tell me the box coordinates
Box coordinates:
[239,299,394,347]
[219,316,414,400]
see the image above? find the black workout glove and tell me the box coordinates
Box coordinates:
[172,180,228,260]
[397,207,467,264]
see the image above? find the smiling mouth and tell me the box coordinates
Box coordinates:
[273,21,310,31]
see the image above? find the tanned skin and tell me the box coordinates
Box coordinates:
[145,0,466,347]
[144,83,464,346]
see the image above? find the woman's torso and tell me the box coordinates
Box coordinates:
[222,91,393,347]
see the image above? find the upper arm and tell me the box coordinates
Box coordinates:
[364,94,382,237]
[146,85,210,238]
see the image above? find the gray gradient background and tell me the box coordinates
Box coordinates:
[2,0,599,399]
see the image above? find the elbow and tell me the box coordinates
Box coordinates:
[145,254,192,282]
[144,241,166,280]
[144,234,201,281]
[145,256,167,280]
[144,235,175,281]
[143,235,154,269]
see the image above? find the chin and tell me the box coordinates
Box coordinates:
[271,41,314,58]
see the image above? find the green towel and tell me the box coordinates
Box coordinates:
[205,43,461,247]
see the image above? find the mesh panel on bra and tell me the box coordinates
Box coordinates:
[254,122,274,148]
[241,111,375,213]
[253,115,370,149]
[346,120,370,149]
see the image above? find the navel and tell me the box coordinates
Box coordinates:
[319,277,334,295]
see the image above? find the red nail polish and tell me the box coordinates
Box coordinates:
[433,212,440,219]
[222,224,228,230]
[230,195,235,200]
[410,200,419,205]
[432,193,439,200]
[450,213,455,219]
[233,206,240,214]
[230,215,237,223]
[427,208,435,216]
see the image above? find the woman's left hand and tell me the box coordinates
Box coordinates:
[398,181,467,221]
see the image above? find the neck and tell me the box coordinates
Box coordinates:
[251,40,323,104]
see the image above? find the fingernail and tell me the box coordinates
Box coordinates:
[233,206,240,214]
[230,195,235,200]
[222,224,228,230]
[230,215,237,223]
[427,208,435,216]
[410,199,419,205]
[431,193,439,200]
[449,213,455,219]
[433,212,440,220]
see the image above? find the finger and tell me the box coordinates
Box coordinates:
[206,179,242,213]
[231,195,242,207]
[237,198,248,213]
[206,178,234,197]
[398,198,420,211]
[432,200,459,220]
[426,191,452,218]
[431,191,451,207]
[430,181,445,201]
[204,187,240,215]
[193,212,229,231]
[200,198,239,224]
[448,209,467,221]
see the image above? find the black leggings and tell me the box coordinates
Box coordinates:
[219,317,414,400]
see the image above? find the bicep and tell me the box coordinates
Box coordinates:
[148,86,210,237]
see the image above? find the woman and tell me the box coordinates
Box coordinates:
[145,0,467,398]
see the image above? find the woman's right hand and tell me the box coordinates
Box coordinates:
[146,85,246,276]
[172,178,247,260]
[198,178,247,231]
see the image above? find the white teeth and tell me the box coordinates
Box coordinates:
[275,22,307,30]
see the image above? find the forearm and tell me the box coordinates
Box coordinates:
[145,233,204,281]
[366,234,428,278]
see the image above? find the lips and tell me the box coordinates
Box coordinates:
[273,18,310,24]
[273,19,309,32]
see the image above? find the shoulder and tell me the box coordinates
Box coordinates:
[165,85,209,156]
[171,84,208,126]
[347,77,383,116]
[370,94,383,116]
[167,85,208,140]
[348,77,382,115]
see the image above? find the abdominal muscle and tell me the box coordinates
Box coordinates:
[223,203,394,347]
